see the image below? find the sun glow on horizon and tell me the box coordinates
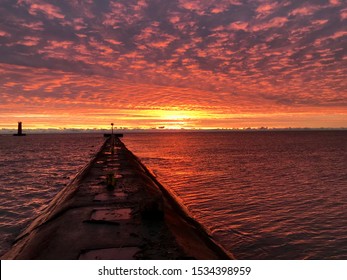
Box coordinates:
[0,0,346,130]
[1,108,346,131]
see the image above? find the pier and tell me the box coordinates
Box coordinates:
[2,136,233,260]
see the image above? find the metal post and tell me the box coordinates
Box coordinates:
[111,123,115,155]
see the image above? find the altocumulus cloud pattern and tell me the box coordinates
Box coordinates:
[0,0,346,128]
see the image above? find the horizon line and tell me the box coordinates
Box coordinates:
[1,127,347,134]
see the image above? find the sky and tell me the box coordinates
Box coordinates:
[0,0,346,130]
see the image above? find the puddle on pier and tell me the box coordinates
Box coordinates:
[90,208,132,222]
[94,191,127,201]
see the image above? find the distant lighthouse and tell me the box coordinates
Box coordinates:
[13,122,26,136]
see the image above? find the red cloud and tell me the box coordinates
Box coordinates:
[341,9,347,20]
[1,0,346,129]
[0,30,10,37]
[329,0,341,6]
[256,2,279,18]
[21,21,44,31]
[290,5,318,16]
[28,3,65,19]
[228,21,249,31]
[251,17,288,31]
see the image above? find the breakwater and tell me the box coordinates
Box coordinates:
[2,136,233,260]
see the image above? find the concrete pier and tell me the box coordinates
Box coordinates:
[1,137,234,260]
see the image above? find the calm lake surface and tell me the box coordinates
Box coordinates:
[122,131,347,259]
[0,133,104,256]
[1,131,346,259]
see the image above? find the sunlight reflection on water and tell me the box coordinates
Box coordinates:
[123,131,347,259]
[0,133,104,255]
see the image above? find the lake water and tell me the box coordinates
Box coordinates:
[122,131,347,259]
[0,131,346,259]
[0,133,104,256]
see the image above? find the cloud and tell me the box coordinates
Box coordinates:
[256,2,280,18]
[251,17,288,31]
[290,5,319,17]
[178,0,242,15]
[312,19,329,26]
[135,23,177,49]
[341,9,347,20]
[178,1,207,15]
[329,0,341,6]
[0,31,10,37]
[210,0,242,14]
[105,39,123,46]
[228,21,249,31]
[21,21,44,31]
[27,2,65,20]
[331,31,347,39]
[18,36,41,46]
[0,0,346,129]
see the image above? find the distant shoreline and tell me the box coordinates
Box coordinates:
[1,128,347,135]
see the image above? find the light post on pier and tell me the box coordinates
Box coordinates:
[111,123,115,155]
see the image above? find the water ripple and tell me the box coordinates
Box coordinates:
[0,134,104,255]
[123,131,347,259]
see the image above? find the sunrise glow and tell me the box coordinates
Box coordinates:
[0,0,346,130]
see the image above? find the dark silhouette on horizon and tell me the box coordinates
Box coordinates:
[13,122,26,136]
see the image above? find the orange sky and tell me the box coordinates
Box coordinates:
[0,0,346,130]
